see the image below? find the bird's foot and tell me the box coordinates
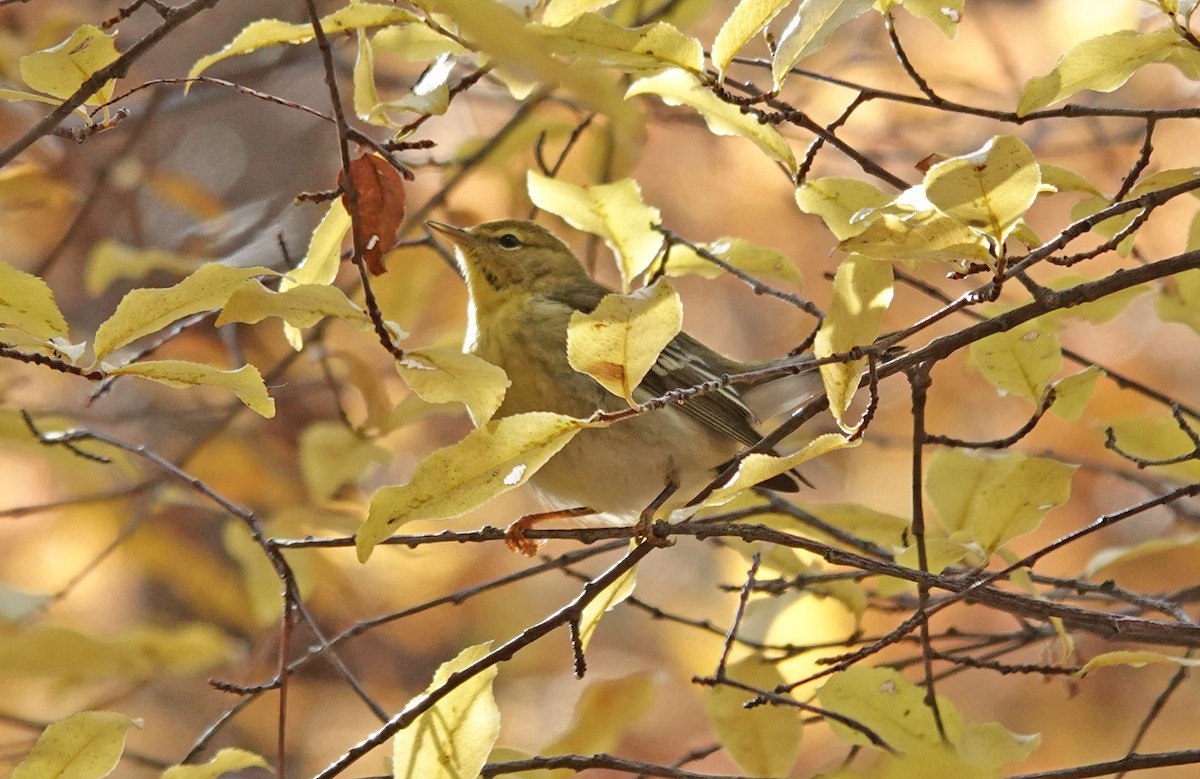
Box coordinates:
[504,507,594,556]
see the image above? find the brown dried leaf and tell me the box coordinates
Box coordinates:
[338,153,406,275]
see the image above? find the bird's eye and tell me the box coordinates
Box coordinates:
[497,233,522,249]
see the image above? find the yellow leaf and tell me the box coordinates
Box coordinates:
[1038,163,1103,197]
[794,502,910,547]
[626,69,798,174]
[0,87,67,107]
[577,553,637,651]
[705,433,856,507]
[543,0,620,26]
[283,200,353,348]
[393,643,500,779]
[899,0,963,38]
[795,177,893,241]
[567,281,682,406]
[772,0,874,89]
[161,748,269,779]
[813,253,893,429]
[0,162,76,215]
[1157,269,1200,335]
[818,666,964,752]
[527,172,661,287]
[957,722,1041,772]
[299,421,390,501]
[967,320,1061,402]
[535,13,704,73]
[925,448,1076,554]
[372,24,468,61]
[704,655,800,777]
[1048,366,1099,422]
[84,240,201,297]
[109,360,276,418]
[215,280,372,331]
[1043,274,1147,325]
[0,260,69,341]
[839,187,992,266]
[92,264,273,362]
[924,136,1040,246]
[1079,650,1200,676]
[12,712,138,779]
[543,673,654,761]
[1100,415,1200,482]
[655,237,802,283]
[19,25,119,105]
[222,519,313,626]
[358,413,589,561]
[396,347,511,425]
[711,0,791,79]
[187,4,418,83]
[1018,28,1188,116]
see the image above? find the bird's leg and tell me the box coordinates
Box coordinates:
[505,506,594,556]
[634,463,680,548]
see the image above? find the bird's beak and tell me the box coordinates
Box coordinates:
[427,220,472,246]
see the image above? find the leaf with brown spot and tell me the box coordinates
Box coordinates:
[338,153,405,275]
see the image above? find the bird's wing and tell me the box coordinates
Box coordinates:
[636,331,763,447]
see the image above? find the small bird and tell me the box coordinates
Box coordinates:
[428,219,823,555]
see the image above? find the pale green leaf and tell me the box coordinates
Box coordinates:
[393,643,501,779]
[772,0,874,89]
[567,280,683,406]
[925,448,1076,554]
[577,555,637,651]
[527,171,662,287]
[214,280,372,331]
[967,320,1061,402]
[1101,415,1200,482]
[626,69,798,174]
[299,421,390,501]
[956,722,1041,771]
[898,0,963,38]
[12,712,138,779]
[161,748,269,779]
[1038,163,1103,197]
[1048,366,1100,422]
[0,260,69,341]
[92,264,273,362]
[711,0,791,78]
[813,253,894,429]
[795,177,893,241]
[1018,28,1189,116]
[818,666,963,751]
[1156,269,1200,335]
[396,347,511,425]
[1043,274,1148,325]
[655,237,802,283]
[704,655,800,777]
[84,240,200,297]
[188,4,418,83]
[109,360,276,418]
[924,136,1040,245]
[358,413,589,560]
[535,14,704,73]
[1079,650,1200,676]
[20,25,119,105]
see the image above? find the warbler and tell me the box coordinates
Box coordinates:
[428,219,823,554]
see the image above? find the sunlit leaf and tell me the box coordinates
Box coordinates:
[897,0,963,38]
[577,553,637,651]
[215,280,372,333]
[1048,366,1100,422]
[967,320,1061,403]
[711,0,791,78]
[282,200,353,348]
[1038,163,1103,197]
[0,260,70,341]
[705,433,856,507]
[924,136,1040,246]
[1078,650,1200,676]
[84,240,201,297]
[795,177,894,241]
[395,347,511,425]
[188,4,418,83]
[92,264,273,362]
[1098,415,1200,482]
[393,643,501,779]
[1018,28,1191,116]
[535,13,704,73]
[20,25,119,105]
[626,69,798,174]
[543,0,621,26]
[299,421,390,502]
[372,24,468,61]
[12,712,138,779]
[567,280,682,406]
[161,748,269,779]
[840,187,992,266]
[1043,274,1148,325]
[1085,532,1200,577]
[527,171,662,287]
[358,413,590,560]
[543,673,654,761]
[814,253,894,429]
[109,360,276,418]
[772,0,874,89]
[654,237,802,283]
[704,655,800,777]
[1157,269,1200,335]
[925,448,1076,554]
